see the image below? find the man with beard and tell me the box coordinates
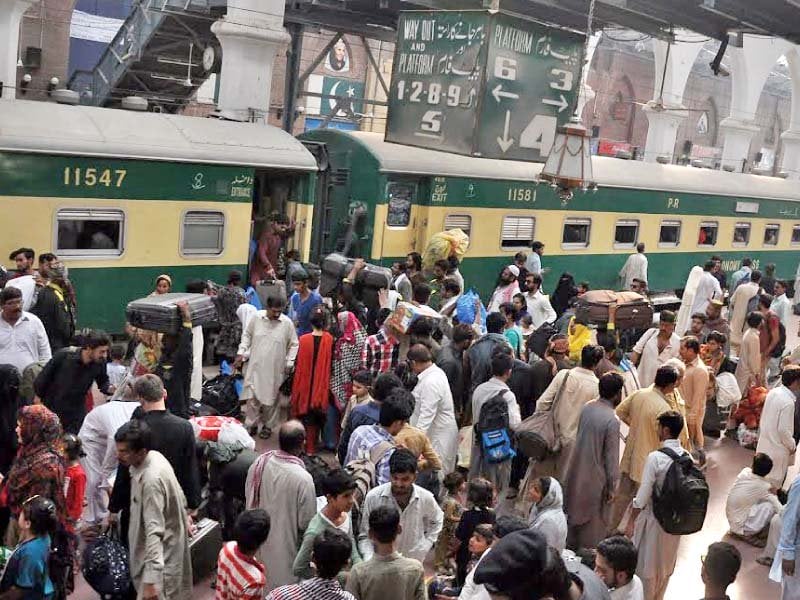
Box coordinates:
[33,329,114,433]
[487,266,521,313]
[0,286,50,375]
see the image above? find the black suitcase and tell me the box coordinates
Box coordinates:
[126,293,217,334]
[528,322,559,360]
[190,518,223,584]
[255,280,287,307]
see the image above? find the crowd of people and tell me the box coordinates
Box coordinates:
[1,237,800,600]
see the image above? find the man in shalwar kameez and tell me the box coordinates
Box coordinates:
[564,372,622,550]
[245,420,316,591]
[235,295,299,438]
[756,367,800,489]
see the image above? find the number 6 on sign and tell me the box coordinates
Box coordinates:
[421,111,443,133]
[519,115,558,154]
[494,57,517,81]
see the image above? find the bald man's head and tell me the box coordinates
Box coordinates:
[278,420,306,455]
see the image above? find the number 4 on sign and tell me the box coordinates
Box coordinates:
[520,115,557,154]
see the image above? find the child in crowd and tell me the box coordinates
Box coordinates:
[454,478,496,585]
[464,523,494,578]
[292,469,362,582]
[434,471,466,575]
[519,314,535,350]
[63,434,86,534]
[215,509,271,599]
[341,370,373,427]
[0,496,58,597]
[106,346,129,389]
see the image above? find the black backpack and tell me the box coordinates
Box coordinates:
[201,374,241,418]
[652,447,709,535]
[528,322,558,360]
[475,391,515,463]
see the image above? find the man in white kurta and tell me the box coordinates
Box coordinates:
[523,272,557,328]
[236,299,299,437]
[631,313,681,388]
[756,369,800,489]
[725,456,783,541]
[619,244,648,291]
[245,421,316,591]
[690,263,722,317]
[78,398,139,525]
[409,344,459,472]
[628,412,688,600]
[728,274,761,352]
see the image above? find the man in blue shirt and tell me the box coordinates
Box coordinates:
[289,270,322,335]
[338,373,402,465]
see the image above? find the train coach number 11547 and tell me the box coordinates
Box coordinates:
[63,167,127,188]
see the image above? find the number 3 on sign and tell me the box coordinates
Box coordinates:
[520,115,558,154]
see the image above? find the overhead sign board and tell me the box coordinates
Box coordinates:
[386,10,584,162]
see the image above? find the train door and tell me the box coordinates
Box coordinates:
[302,141,355,261]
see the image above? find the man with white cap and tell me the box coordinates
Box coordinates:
[488,265,521,313]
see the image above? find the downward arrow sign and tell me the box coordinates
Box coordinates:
[542,94,569,113]
[496,110,514,153]
[492,84,520,103]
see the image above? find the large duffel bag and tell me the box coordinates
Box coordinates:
[126,293,218,334]
[575,290,653,329]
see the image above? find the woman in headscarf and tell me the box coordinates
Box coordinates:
[213,270,247,362]
[4,405,66,544]
[0,366,20,476]
[550,272,578,318]
[527,476,567,552]
[325,308,367,450]
[126,274,171,375]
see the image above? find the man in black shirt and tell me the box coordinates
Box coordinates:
[33,329,114,433]
[153,302,194,419]
[109,373,201,541]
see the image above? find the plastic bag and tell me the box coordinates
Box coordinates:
[456,289,486,333]
[422,229,470,270]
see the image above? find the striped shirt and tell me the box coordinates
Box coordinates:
[345,424,396,484]
[266,577,356,600]
[215,542,266,600]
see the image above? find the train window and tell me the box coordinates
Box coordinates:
[501,216,535,249]
[697,221,718,246]
[386,182,415,228]
[764,224,780,246]
[182,211,225,255]
[444,214,472,238]
[614,220,639,248]
[732,222,751,246]
[792,225,800,245]
[658,220,681,247]
[55,209,124,257]
[562,218,591,248]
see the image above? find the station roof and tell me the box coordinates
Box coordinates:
[285,0,800,44]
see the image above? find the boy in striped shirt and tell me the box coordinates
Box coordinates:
[216,509,271,600]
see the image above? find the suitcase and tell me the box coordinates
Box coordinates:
[125,293,218,334]
[255,280,287,307]
[189,518,223,584]
[575,290,653,329]
[358,263,392,290]
[321,253,392,296]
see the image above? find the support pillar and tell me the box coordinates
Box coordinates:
[780,130,800,179]
[643,106,687,162]
[642,31,704,163]
[0,0,34,100]
[211,0,290,123]
[719,117,760,172]
[576,32,601,121]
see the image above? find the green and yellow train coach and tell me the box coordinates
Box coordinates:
[0,100,317,333]
[300,129,800,299]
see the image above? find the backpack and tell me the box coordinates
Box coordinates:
[475,391,516,464]
[200,374,242,418]
[527,321,559,360]
[345,440,395,532]
[652,447,709,535]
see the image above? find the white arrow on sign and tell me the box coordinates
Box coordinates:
[496,110,514,153]
[542,94,569,113]
[491,84,519,103]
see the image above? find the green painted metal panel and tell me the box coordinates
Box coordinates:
[0,153,254,202]
[386,10,583,162]
[476,13,583,161]
[386,10,487,153]
[424,176,800,220]
[69,264,245,333]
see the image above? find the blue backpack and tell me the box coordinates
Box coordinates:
[476,391,516,463]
